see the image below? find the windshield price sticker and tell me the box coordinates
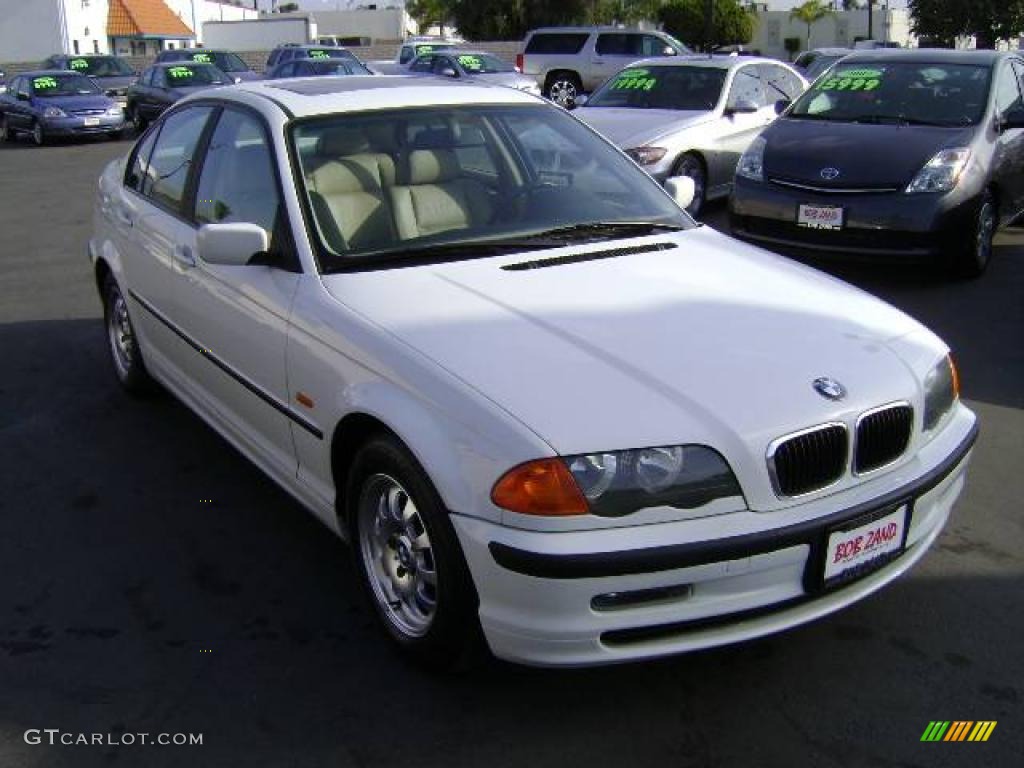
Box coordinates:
[457,55,482,70]
[33,76,58,89]
[612,68,657,91]
[191,52,212,63]
[168,66,194,79]
[70,58,88,70]
[817,68,883,92]
[416,45,435,55]
[309,50,330,59]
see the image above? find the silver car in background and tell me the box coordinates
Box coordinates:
[407,50,541,95]
[574,56,807,216]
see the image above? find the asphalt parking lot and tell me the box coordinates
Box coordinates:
[0,134,1021,768]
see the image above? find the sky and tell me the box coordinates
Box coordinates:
[253,0,908,12]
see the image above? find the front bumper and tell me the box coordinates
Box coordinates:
[729,176,979,260]
[42,114,125,137]
[453,406,976,666]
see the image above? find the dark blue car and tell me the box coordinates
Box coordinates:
[42,54,137,106]
[263,56,373,79]
[0,70,126,145]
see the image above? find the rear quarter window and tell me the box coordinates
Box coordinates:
[525,33,589,55]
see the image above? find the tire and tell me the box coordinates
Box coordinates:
[0,115,11,142]
[544,71,582,108]
[954,191,996,278]
[348,434,479,668]
[128,105,147,133]
[31,120,45,146]
[672,153,707,218]
[102,273,153,394]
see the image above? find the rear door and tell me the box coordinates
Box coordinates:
[999,59,1024,219]
[591,33,638,91]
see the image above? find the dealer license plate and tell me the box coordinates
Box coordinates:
[823,504,907,586]
[83,117,100,126]
[798,204,843,230]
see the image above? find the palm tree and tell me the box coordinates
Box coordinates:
[790,0,834,50]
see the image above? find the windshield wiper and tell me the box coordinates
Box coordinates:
[519,221,686,242]
[852,114,945,126]
[322,238,558,272]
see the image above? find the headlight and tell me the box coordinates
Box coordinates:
[923,354,960,432]
[492,445,742,517]
[624,146,668,166]
[905,147,970,194]
[42,106,66,118]
[736,136,766,182]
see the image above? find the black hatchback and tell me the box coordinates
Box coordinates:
[730,50,1024,276]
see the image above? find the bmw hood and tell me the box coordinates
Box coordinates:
[322,228,940,508]
[575,107,714,147]
[765,117,975,187]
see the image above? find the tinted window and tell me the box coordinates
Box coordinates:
[162,64,227,86]
[727,67,767,108]
[454,53,513,74]
[641,35,671,57]
[588,65,726,110]
[126,126,160,192]
[309,59,370,75]
[433,57,457,75]
[399,46,414,64]
[525,33,589,55]
[29,73,101,97]
[144,107,213,210]
[409,55,435,73]
[596,34,641,56]
[760,64,803,101]
[790,61,992,126]
[66,55,133,76]
[194,109,280,246]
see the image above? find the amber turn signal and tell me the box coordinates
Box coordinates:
[491,458,589,516]
[948,354,960,398]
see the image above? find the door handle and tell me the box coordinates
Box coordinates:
[172,244,195,268]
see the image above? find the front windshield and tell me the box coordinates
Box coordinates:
[164,64,227,86]
[309,59,371,76]
[187,51,248,72]
[67,56,134,77]
[455,53,513,74]
[805,55,847,81]
[789,61,992,126]
[31,74,101,97]
[414,43,455,57]
[291,105,692,271]
[587,65,727,110]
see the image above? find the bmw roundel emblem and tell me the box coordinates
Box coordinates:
[820,167,840,180]
[813,377,846,401]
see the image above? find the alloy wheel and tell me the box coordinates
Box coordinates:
[357,473,438,638]
[548,78,579,108]
[974,197,996,272]
[31,121,44,146]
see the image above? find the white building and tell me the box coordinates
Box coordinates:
[304,8,416,43]
[0,0,258,63]
[750,8,915,60]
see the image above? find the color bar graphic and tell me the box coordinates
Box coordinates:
[920,720,996,742]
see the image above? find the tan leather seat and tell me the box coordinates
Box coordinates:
[390,149,493,240]
[314,126,396,188]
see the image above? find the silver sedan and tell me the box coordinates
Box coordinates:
[574,56,807,216]
[405,50,542,96]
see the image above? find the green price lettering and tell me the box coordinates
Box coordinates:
[70,59,88,70]
[33,76,58,89]
[168,66,194,78]
[416,45,434,55]
[191,53,212,63]
[309,50,329,59]
[457,55,482,70]
[612,76,656,91]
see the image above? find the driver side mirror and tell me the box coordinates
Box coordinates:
[663,46,677,57]
[665,176,696,211]
[774,98,791,115]
[197,223,269,266]
[726,98,760,115]
[999,108,1024,131]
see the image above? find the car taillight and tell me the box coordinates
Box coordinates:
[515,53,524,73]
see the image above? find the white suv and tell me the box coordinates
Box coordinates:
[90,77,976,667]
[518,26,691,106]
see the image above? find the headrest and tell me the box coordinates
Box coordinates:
[308,159,381,196]
[407,149,460,185]
[317,126,372,157]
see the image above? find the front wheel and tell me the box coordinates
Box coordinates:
[545,72,582,108]
[954,191,996,278]
[349,435,479,668]
[0,116,12,142]
[103,274,153,394]
[672,153,706,218]
[128,105,147,133]
[31,120,46,146]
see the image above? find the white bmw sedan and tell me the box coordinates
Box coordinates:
[90,76,977,667]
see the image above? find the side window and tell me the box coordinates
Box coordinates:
[641,35,670,57]
[595,34,630,56]
[994,62,1023,116]
[524,33,588,55]
[761,65,803,101]
[144,107,213,211]
[125,125,160,192]
[433,56,455,75]
[409,55,434,73]
[399,46,413,64]
[15,77,28,98]
[194,109,281,248]
[728,67,767,109]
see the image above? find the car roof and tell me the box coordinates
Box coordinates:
[841,48,1007,65]
[20,69,92,78]
[807,47,853,55]
[151,61,219,68]
[49,53,123,59]
[529,26,663,33]
[197,76,538,118]
[625,55,791,71]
